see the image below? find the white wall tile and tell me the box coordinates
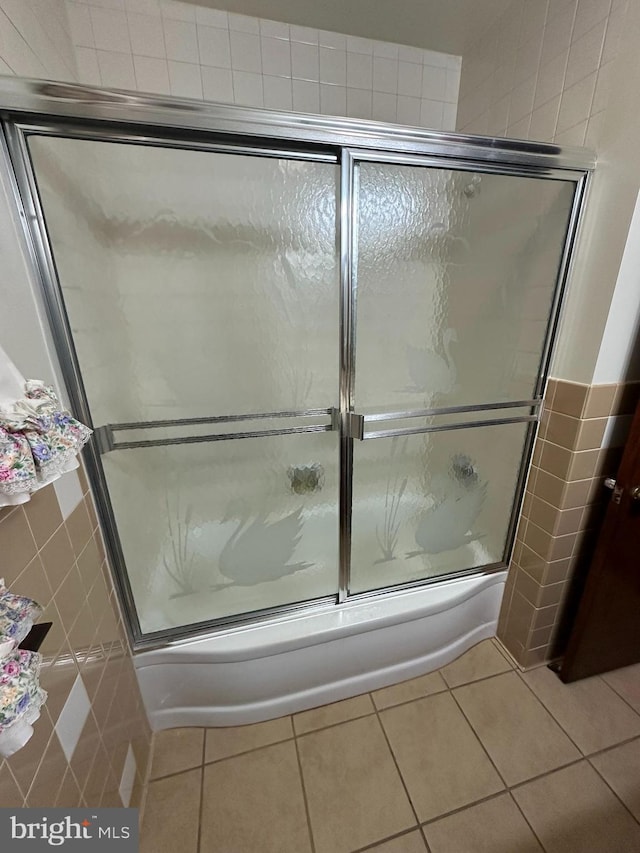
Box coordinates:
[63,3,460,129]
[399,44,423,63]
[53,469,83,519]
[445,69,460,103]
[197,25,230,68]
[55,674,90,762]
[75,46,100,84]
[97,48,135,87]
[195,5,227,28]
[420,97,444,128]
[133,54,170,93]
[347,86,372,119]
[291,41,318,81]
[260,18,288,40]
[228,12,259,34]
[163,18,197,62]
[564,17,606,90]
[119,744,136,807]
[66,1,94,48]
[442,101,458,130]
[319,46,346,85]
[261,36,290,77]
[168,59,202,98]
[347,51,372,89]
[263,74,292,109]
[421,65,446,100]
[556,69,597,133]
[91,6,130,53]
[290,24,317,44]
[374,40,398,60]
[346,35,372,55]
[125,0,160,13]
[201,64,233,101]
[292,78,319,112]
[423,48,448,68]
[232,69,263,106]
[320,82,346,115]
[319,29,345,50]
[160,0,194,22]
[373,56,398,94]
[230,30,260,73]
[128,11,165,58]
[398,60,421,97]
[372,90,397,122]
[397,94,421,125]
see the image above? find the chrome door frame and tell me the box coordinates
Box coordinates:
[0,78,593,649]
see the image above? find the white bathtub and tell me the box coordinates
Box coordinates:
[134,569,507,730]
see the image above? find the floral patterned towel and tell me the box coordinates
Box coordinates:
[0,583,43,652]
[0,380,91,498]
[0,648,47,734]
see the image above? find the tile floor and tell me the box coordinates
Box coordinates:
[140,639,640,853]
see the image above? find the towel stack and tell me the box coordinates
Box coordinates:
[0,583,47,757]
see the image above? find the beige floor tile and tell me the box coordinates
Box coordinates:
[602,663,640,714]
[297,715,415,853]
[205,715,293,763]
[380,692,503,822]
[591,738,640,821]
[522,667,640,754]
[140,768,200,853]
[423,793,543,853]
[150,728,204,779]
[293,694,374,734]
[512,761,640,853]
[440,640,513,688]
[371,671,447,710]
[366,830,428,852]
[453,672,580,785]
[201,740,311,853]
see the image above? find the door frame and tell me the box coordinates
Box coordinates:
[0,78,593,648]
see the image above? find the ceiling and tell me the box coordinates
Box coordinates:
[184,0,513,54]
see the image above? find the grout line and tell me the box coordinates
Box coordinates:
[372,693,421,831]
[350,826,427,852]
[293,726,317,853]
[588,752,640,829]
[196,730,206,853]
[507,789,548,852]
[599,674,640,718]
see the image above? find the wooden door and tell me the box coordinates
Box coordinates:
[560,397,640,682]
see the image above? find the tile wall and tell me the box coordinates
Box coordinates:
[0,467,152,807]
[64,0,461,127]
[456,0,627,146]
[0,0,77,81]
[498,378,640,667]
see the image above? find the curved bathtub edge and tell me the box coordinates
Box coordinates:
[137,572,507,730]
[144,620,498,729]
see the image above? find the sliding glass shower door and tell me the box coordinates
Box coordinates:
[26,136,341,634]
[15,124,583,643]
[347,157,576,594]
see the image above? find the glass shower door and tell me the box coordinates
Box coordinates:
[26,135,340,635]
[348,156,577,594]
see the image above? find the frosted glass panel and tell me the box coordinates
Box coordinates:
[354,164,574,413]
[350,422,529,594]
[28,137,338,424]
[103,431,338,633]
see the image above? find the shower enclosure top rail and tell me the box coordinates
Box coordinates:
[0,77,596,173]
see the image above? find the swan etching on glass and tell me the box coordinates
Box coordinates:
[404,327,458,396]
[406,478,487,557]
[216,508,311,587]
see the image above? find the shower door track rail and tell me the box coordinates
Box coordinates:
[0,78,594,647]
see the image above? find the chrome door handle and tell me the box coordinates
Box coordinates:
[631,486,640,501]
